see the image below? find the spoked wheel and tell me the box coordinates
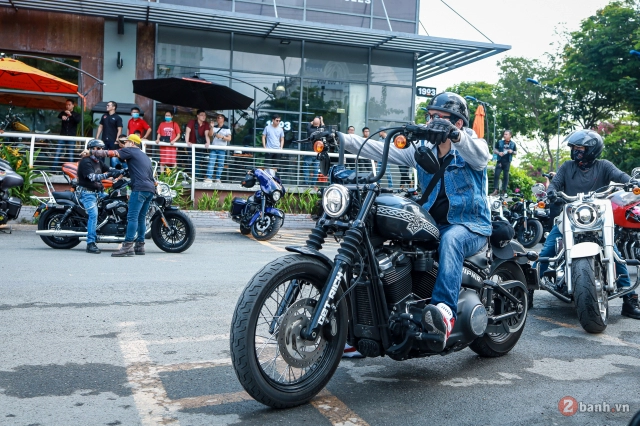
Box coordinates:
[573,256,608,333]
[470,261,528,357]
[230,255,347,408]
[37,208,81,249]
[251,214,283,241]
[150,210,196,253]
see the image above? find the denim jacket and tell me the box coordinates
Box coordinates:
[342,128,492,236]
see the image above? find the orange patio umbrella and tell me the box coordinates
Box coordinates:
[0,93,68,110]
[0,57,78,93]
[471,104,485,139]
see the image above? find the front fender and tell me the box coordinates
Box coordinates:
[569,242,601,259]
[248,208,284,226]
[285,246,334,270]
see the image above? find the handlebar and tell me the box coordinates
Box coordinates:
[553,184,624,202]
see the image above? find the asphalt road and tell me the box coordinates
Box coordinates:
[1,227,639,426]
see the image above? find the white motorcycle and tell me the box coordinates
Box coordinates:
[538,184,640,333]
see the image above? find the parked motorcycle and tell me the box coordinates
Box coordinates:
[0,157,24,228]
[488,191,543,249]
[34,168,196,252]
[613,168,640,261]
[230,168,285,241]
[537,185,640,333]
[229,125,538,408]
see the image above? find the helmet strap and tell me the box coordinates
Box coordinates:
[577,160,593,171]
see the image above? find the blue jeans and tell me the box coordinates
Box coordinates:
[207,149,226,180]
[537,224,633,292]
[53,139,75,171]
[111,156,128,169]
[303,155,319,185]
[79,190,107,244]
[125,191,154,243]
[432,224,488,319]
[377,162,393,188]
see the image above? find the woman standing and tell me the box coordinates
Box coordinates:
[156,111,181,172]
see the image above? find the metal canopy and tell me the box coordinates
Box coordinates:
[0,0,510,81]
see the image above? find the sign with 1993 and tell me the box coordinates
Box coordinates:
[416,86,437,97]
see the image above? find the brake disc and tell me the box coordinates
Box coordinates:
[255,215,272,232]
[277,298,326,369]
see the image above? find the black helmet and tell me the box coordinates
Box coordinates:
[426,92,469,127]
[565,129,603,163]
[87,139,105,150]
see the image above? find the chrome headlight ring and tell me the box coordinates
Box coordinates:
[272,190,282,202]
[322,184,350,218]
[568,203,601,229]
[157,182,172,197]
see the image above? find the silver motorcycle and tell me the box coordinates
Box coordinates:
[538,184,640,333]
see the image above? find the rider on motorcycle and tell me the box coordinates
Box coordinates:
[539,129,640,319]
[77,139,122,254]
[341,92,492,351]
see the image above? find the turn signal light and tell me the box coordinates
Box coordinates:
[394,135,407,149]
[538,201,546,208]
[313,140,324,153]
[633,187,640,195]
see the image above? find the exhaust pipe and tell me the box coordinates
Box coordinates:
[79,236,125,243]
[36,230,87,237]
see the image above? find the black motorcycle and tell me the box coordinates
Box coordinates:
[0,158,24,229]
[229,125,538,408]
[34,169,196,253]
[508,194,543,248]
[531,181,560,243]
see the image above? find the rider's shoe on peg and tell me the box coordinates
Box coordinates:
[112,242,135,257]
[490,190,499,196]
[622,294,640,319]
[342,343,364,358]
[86,243,101,254]
[422,303,455,352]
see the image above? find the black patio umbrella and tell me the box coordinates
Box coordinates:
[132,77,254,111]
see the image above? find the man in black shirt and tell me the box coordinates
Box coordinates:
[95,101,123,166]
[77,139,122,254]
[53,99,82,171]
[97,134,155,257]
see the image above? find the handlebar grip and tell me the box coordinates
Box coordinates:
[625,259,640,266]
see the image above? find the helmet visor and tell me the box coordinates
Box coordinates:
[564,131,598,147]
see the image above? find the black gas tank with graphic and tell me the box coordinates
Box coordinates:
[375,195,439,242]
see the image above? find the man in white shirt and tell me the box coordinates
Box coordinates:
[205,113,231,183]
[262,114,285,171]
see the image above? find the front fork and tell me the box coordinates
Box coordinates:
[269,279,301,334]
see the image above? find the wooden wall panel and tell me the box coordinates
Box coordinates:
[136,22,157,129]
[0,8,104,108]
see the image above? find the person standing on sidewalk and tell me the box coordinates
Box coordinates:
[490,130,516,196]
[184,110,211,180]
[53,99,82,171]
[262,114,284,172]
[96,134,155,257]
[95,101,123,166]
[127,107,151,140]
[205,113,231,183]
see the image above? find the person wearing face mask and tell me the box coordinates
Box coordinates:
[538,129,640,319]
[156,111,181,173]
[127,107,151,140]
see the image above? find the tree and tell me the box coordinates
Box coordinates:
[561,1,640,125]
[601,117,640,173]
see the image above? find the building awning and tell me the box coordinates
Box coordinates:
[1,0,510,81]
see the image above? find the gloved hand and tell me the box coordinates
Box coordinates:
[424,118,460,145]
[547,189,557,203]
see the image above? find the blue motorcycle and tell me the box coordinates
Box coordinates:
[230,168,285,240]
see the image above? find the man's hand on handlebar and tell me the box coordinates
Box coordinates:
[424,118,460,145]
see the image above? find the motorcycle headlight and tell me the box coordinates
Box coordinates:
[157,183,171,197]
[569,203,599,228]
[272,190,281,202]
[528,203,536,212]
[322,184,350,218]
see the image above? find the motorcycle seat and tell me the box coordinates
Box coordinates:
[465,242,491,270]
[53,191,77,202]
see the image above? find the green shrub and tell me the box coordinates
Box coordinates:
[0,144,43,205]
[507,166,536,200]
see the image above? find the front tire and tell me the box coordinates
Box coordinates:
[230,254,347,408]
[470,261,528,357]
[573,256,608,333]
[517,219,543,248]
[251,214,283,241]
[151,210,196,253]
[37,208,81,249]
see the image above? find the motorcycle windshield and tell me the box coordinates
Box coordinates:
[610,190,640,208]
[255,168,283,194]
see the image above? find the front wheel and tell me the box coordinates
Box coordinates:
[251,214,283,241]
[230,254,348,408]
[573,256,608,333]
[37,208,81,249]
[517,219,543,248]
[151,210,196,253]
[470,261,528,357]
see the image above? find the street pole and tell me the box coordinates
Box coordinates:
[556,101,561,172]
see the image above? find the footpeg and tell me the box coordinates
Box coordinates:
[357,339,380,357]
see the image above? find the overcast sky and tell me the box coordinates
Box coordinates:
[417,0,613,91]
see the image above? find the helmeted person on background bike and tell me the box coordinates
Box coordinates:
[341,92,492,351]
[539,129,640,319]
[77,139,122,254]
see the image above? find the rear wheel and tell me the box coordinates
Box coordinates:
[230,255,347,408]
[251,214,283,241]
[151,210,196,253]
[573,256,608,333]
[517,219,543,248]
[37,208,81,249]
[470,261,528,357]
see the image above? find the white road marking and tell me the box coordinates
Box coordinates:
[525,354,640,380]
[441,372,522,387]
[339,361,399,384]
[141,334,230,345]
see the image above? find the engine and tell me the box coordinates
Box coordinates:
[105,200,128,220]
[616,227,640,260]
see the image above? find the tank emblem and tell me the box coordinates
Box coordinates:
[377,206,440,237]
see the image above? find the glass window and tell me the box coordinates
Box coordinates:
[303,43,368,82]
[235,2,275,17]
[232,72,301,112]
[159,0,232,11]
[372,19,415,34]
[372,0,417,21]
[302,80,353,134]
[277,6,304,20]
[305,11,370,29]
[370,50,414,85]
[368,85,412,122]
[157,27,231,69]
[156,65,230,86]
[274,0,304,5]
[307,0,371,15]
[233,35,302,76]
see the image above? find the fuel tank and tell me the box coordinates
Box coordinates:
[374,194,439,242]
[611,190,640,229]
[0,168,24,191]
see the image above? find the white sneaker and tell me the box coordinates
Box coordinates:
[214,179,221,183]
[203,179,213,184]
[342,343,364,358]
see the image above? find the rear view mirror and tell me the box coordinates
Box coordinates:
[632,167,640,179]
[318,152,330,177]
